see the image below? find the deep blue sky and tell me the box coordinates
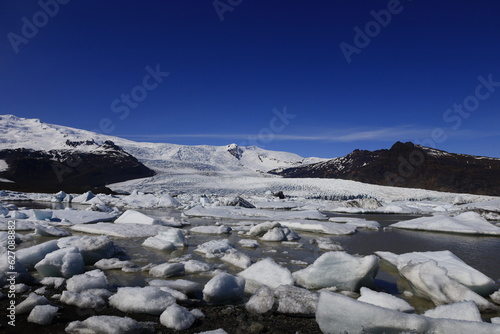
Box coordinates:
[1,0,499,158]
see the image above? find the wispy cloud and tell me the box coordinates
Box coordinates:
[120,126,500,143]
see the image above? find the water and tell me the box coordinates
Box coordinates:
[11,203,500,321]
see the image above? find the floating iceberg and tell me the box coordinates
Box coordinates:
[390,211,500,235]
[293,251,379,291]
[400,260,494,311]
[358,287,414,313]
[71,222,173,237]
[203,273,245,305]
[316,291,500,334]
[109,286,176,315]
[238,258,294,293]
[375,250,496,296]
[35,247,84,278]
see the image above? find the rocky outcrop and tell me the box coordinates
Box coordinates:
[271,142,500,196]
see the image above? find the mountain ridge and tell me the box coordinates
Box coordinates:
[271,141,500,196]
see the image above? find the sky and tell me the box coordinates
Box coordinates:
[1,0,499,159]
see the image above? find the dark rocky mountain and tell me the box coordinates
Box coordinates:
[270,142,500,196]
[0,141,155,193]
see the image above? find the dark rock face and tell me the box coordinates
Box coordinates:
[0,142,155,193]
[271,142,500,196]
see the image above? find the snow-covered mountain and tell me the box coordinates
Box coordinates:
[0,115,325,191]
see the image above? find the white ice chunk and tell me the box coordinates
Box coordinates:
[249,221,300,241]
[358,287,415,313]
[316,291,500,334]
[115,209,162,225]
[94,258,133,270]
[238,239,259,248]
[60,289,111,308]
[148,279,202,295]
[194,330,229,334]
[491,290,500,304]
[279,220,357,235]
[58,235,118,265]
[52,209,117,224]
[424,301,482,322]
[221,249,252,269]
[160,304,196,330]
[190,225,232,234]
[158,194,181,207]
[184,206,327,221]
[17,240,59,269]
[34,223,71,237]
[195,239,235,258]
[72,191,95,203]
[142,229,187,251]
[203,272,245,305]
[274,285,318,316]
[16,292,50,314]
[315,237,344,251]
[66,269,109,292]
[30,209,53,221]
[391,211,500,235]
[71,222,173,237]
[149,262,185,278]
[35,247,84,278]
[109,286,176,315]
[375,250,496,296]
[184,259,212,274]
[28,304,58,325]
[238,258,294,293]
[65,315,144,334]
[246,285,275,314]
[40,277,65,289]
[400,260,494,311]
[293,252,379,291]
[329,217,381,230]
[158,286,189,301]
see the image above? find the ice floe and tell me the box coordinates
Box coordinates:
[274,285,318,316]
[279,220,357,235]
[316,291,500,334]
[248,221,300,241]
[184,205,326,221]
[27,304,59,325]
[400,260,494,311]
[293,251,379,291]
[109,286,176,315]
[358,287,415,313]
[246,286,274,314]
[65,315,147,334]
[190,224,232,234]
[160,303,196,330]
[238,258,294,293]
[58,235,118,265]
[35,247,85,278]
[71,222,173,237]
[142,229,188,251]
[203,272,245,305]
[390,211,500,235]
[376,250,496,295]
[423,301,483,322]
